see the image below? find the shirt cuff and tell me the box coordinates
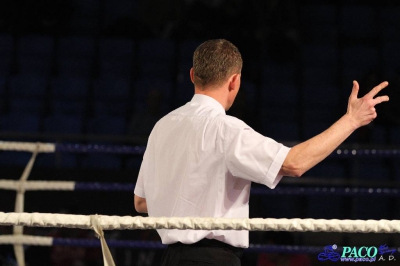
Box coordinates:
[266,145,291,189]
[134,186,145,198]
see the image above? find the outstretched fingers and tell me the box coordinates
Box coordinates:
[373,95,390,105]
[366,81,389,99]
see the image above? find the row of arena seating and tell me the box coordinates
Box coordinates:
[0,34,399,77]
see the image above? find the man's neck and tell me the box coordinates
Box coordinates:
[194,87,228,110]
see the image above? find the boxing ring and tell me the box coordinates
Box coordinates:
[0,140,400,265]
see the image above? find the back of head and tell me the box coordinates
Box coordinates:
[193,39,242,89]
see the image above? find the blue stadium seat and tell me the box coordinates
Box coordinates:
[94,100,128,117]
[302,67,339,107]
[125,157,143,170]
[51,99,87,115]
[302,121,332,140]
[306,196,347,219]
[92,76,130,116]
[57,36,96,77]
[0,112,40,133]
[134,78,172,113]
[302,107,341,124]
[0,34,14,75]
[50,76,88,115]
[390,126,400,145]
[98,38,134,78]
[0,152,33,167]
[304,161,346,178]
[9,98,44,114]
[81,154,121,170]
[176,61,195,106]
[9,74,48,99]
[35,153,78,168]
[17,35,55,75]
[394,160,400,181]
[0,75,6,113]
[261,63,298,107]
[176,79,194,106]
[262,120,300,142]
[262,82,298,107]
[8,74,47,114]
[354,197,390,220]
[18,34,54,55]
[93,76,130,101]
[0,75,5,95]
[138,39,175,61]
[358,160,391,181]
[239,79,257,113]
[261,195,300,219]
[87,115,126,135]
[43,114,83,134]
[137,39,176,79]
[370,124,387,145]
[51,76,89,100]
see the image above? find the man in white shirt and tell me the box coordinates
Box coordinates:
[134,39,389,266]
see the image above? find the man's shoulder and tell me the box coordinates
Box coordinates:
[222,115,250,129]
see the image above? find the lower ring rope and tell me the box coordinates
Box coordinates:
[0,235,356,254]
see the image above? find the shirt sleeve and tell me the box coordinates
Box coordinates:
[224,119,291,188]
[134,146,149,198]
[134,166,146,198]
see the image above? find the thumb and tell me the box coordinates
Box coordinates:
[350,80,359,100]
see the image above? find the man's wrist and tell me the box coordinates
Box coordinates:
[342,113,359,131]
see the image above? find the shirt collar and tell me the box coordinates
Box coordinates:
[191,94,226,114]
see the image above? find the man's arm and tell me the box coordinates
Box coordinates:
[134,195,148,213]
[280,80,389,177]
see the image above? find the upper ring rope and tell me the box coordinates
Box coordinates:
[1,212,400,233]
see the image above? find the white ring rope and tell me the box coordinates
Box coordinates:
[13,145,40,266]
[0,180,75,191]
[0,235,53,246]
[0,141,55,153]
[1,212,400,233]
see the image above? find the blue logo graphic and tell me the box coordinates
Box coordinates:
[379,244,396,256]
[318,244,341,262]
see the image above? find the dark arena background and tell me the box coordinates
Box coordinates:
[0,0,400,265]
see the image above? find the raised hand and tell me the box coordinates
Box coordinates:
[346,80,389,128]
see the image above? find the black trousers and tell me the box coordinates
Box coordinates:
[160,239,244,266]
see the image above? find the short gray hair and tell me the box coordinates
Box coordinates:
[193,39,242,88]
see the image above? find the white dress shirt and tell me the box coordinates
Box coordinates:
[134,94,290,248]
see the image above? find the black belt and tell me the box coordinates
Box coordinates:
[169,238,244,258]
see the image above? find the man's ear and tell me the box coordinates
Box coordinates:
[229,73,241,91]
[190,68,195,84]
